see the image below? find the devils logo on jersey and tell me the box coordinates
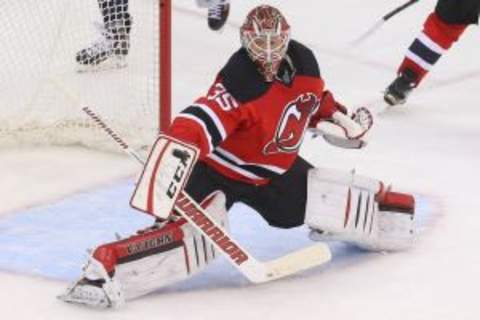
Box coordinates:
[264,93,320,154]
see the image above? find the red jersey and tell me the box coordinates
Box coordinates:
[168,40,339,185]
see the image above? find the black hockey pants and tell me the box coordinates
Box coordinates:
[185,157,313,229]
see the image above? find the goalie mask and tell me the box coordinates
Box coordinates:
[240,5,291,82]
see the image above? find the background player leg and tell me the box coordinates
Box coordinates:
[384,0,479,105]
[76,0,132,70]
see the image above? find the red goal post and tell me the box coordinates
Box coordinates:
[160,0,172,134]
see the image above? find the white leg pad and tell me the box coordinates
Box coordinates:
[305,168,415,251]
[120,192,228,300]
[60,192,228,307]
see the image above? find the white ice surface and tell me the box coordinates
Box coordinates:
[1,1,480,319]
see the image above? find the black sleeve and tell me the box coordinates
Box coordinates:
[287,39,321,79]
[218,48,271,103]
[435,0,480,25]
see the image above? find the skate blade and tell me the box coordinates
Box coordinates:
[57,290,112,309]
[76,56,128,73]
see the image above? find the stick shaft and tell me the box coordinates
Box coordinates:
[383,0,420,21]
[351,0,420,46]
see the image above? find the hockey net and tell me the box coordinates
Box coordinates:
[0,0,171,152]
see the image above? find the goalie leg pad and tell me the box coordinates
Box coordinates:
[59,191,228,307]
[305,168,415,251]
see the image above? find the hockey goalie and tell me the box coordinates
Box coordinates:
[60,5,415,308]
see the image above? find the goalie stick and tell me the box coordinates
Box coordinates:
[82,107,331,283]
[351,0,420,46]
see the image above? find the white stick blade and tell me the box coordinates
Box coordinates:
[263,243,331,282]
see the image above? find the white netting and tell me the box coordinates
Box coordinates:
[0,0,161,152]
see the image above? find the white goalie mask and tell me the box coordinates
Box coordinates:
[240,5,291,82]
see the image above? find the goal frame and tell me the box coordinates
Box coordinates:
[160,0,172,133]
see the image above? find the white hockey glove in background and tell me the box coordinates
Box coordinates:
[313,107,374,149]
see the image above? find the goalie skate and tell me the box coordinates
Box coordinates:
[76,18,131,72]
[58,255,124,308]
